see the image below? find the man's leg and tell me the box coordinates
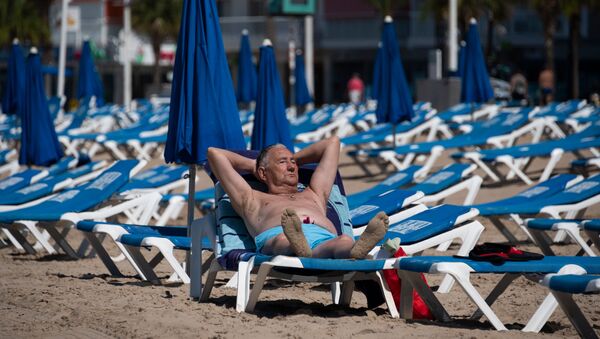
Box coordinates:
[350,212,389,259]
[261,233,295,256]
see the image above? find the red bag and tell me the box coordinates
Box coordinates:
[382,248,433,320]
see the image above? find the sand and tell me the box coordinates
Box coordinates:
[0,149,599,338]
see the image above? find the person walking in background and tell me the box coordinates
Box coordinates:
[538,68,555,105]
[510,71,528,104]
[347,73,365,106]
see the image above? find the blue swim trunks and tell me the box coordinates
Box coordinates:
[255,223,337,253]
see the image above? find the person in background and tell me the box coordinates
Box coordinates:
[510,71,528,104]
[347,73,365,106]
[538,68,555,105]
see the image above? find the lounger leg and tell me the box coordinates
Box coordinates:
[245,262,271,313]
[39,223,79,258]
[396,269,452,323]
[523,265,588,333]
[338,281,354,307]
[152,239,190,284]
[236,258,254,312]
[18,221,57,255]
[560,224,596,257]
[529,229,557,256]
[489,217,520,244]
[470,273,520,320]
[551,291,599,339]
[2,228,26,252]
[539,149,564,183]
[584,230,600,256]
[6,226,37,254]
[83,232,123,277]
[331,282,341,304]
[374,271,399,318]
[124,245,161,285]
[200,259,221,301]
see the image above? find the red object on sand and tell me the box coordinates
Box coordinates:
[383,247,434,320]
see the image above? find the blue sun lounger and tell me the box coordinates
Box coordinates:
[0,160,160,257]
[472,174,600,243]
[0,161,106,208]
[76,220,213,283]
[118,164,188,194]
[541,274,600,339]
[155,187,216,225]
[395,255,600,332]
[351,109,535,177]
[525,218,600,257]
[0,156,80,194]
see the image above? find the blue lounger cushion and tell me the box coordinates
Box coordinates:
[160,187,215,203]
[119,165,187,193]
[0,161,103,205]
[410,163,471,195]
[347,165,421,208]
[472,174,578,215]
[545,274,600,294]
[0,160,139,222]
[252,254,389,272]
[398,256,600,274]
[526,218,582,231]
[349,189,420,227]
[0,169,44,193]
[379,205,471,245]
[119,233,212,250]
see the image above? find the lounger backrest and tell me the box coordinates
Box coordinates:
[33,159,140,213]
[118,165,187,193]
[346,165,421,207]
[0,168,45,193]
[411,163,471,195]
[538,174,600,206]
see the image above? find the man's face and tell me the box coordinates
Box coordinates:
[260,147,298,187]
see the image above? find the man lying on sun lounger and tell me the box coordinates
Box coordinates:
[207,136,388,259]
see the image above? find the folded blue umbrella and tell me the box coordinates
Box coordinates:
[250,41,293,151]
[77,40,104,106]
[19,49,63,166]
[460,19,493,103]
[165,0,246,164]
[371,42,383,99]
[294,52,312,106]
[1,40,26,116]
[236,30,257,104]
[375,16,414,125]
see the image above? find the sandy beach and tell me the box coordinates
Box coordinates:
[0,150,599,338]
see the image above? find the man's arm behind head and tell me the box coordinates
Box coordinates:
[206,147,256,215]
[294,136,341,202]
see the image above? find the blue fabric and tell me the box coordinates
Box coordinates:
[363,110,530,157]
[371,44,383,99]
[47,156,78,176]
[547,275,600,294]
[118,165,187,193]
[583,220,600,231]
[0,160,138,222]
[161,187,215,202]
[526,219,582,231]
[0,161,102,205]
[349,189,418,226]
[457,43,466,78]
[380,205,470,245]
[460,21,494,103]
[119,233,212,250]
[375,21,414,125]
[251,254,388,271]
[411,163,470,195]
[347,165,421,208]
[236,32,257,104]
[77,41,104,106]
[250,45,293,150]
[0,169,43,194]
[294,53,312,105]
[473,174,578,216]
[254,224,336,253]
[2,42,26,116]
[164,0,246,164]
[436,103,480,122]
[19,52,63,166]
[398,256,600,274]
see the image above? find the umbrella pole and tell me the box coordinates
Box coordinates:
[392,124,397,149]
[185,164,196,276]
